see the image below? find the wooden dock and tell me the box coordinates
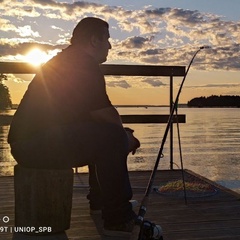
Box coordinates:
[1,169,240,240]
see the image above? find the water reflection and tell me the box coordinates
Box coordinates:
[121,108,240,194]
[0,126,16,176]
[1,107,240,194]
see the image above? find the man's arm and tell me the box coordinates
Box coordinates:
[90,106,123,127]
[90,106,140,155]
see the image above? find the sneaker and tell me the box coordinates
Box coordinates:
[90,200,138,215]
[103,218,135,237]
[130,199,138,209]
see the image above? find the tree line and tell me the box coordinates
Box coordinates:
[188,95,240,107]
[0,74,12,110]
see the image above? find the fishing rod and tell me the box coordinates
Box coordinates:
[136,46,210,240]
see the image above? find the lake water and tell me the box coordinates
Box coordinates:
[1,107,240,194]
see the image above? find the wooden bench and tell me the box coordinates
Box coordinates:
[14,164,73,236]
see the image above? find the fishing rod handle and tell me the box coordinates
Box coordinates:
[136,197,149,225]
[136,205,147,225]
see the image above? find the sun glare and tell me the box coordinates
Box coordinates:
[25,48,50,66]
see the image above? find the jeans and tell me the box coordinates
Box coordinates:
[10,123,133,224]
[87,164,103,210]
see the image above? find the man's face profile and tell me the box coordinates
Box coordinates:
[95,27,112,64]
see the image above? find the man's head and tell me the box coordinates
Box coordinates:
[71,17,112,63]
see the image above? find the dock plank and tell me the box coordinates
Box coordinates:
[0,170,240,240]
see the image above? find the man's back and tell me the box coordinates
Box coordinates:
[8,46,111,143]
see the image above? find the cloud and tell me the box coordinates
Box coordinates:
[187,83,240,89]
[142,79,167,87]
[0,18,18,32]
[0,1,239,73]
[5,74,27,83]
[51,25,64,31]
[0,41,64,61]
[121,36,151,49]
[107,80,131,89]
[16,25,40,38]
[168,8,205,26]
[145,7,171,17]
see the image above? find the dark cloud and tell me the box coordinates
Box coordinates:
[121,36,150,49]
[31,0,58,6]
[140,49,163,56]
[107,80,131,89]
[145,8,171,17]
[170,8,205,25]
[142,79,167,87]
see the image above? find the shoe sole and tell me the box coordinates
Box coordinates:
[130,199,138,209]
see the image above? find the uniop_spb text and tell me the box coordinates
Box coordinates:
[12,226,52,233]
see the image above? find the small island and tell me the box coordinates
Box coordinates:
[187,95,240,108]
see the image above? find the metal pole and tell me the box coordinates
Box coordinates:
[170,76,173,169]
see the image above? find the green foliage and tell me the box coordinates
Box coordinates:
[0,74,12,110]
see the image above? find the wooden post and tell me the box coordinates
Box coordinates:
[14,165,73,235]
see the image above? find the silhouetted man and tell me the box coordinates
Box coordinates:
[8,17,140,237]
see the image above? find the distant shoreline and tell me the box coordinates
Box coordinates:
[10,104,187,109]
[4,103,240,111]
[115,104,240,108]
[115,104,188,108]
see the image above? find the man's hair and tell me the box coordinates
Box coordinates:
[70,17,109,46]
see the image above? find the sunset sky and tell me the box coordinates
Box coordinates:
[0,0,239,105]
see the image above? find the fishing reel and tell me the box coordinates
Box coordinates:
[138,220,163,240]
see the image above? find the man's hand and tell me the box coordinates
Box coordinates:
[125,128,140,155]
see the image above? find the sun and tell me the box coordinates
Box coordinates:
[25,48,51,66]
